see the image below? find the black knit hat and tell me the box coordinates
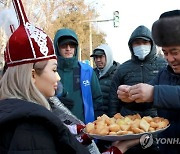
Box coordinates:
[152,10,180,46]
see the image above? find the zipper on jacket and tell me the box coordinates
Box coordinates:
[140,63,144,82]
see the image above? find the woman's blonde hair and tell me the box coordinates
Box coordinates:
[0,62,50,110]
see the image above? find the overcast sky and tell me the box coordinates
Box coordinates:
[1,0,179,63]
[87,0,180,63]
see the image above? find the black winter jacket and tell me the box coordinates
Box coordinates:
[109,25,167,117]
[0,99,90,154]
[94,61,120,114]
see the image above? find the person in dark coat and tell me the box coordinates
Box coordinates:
[109,25,167,118]
[90,44,120,152]
[90,44,120,114]
[117,10,180,154]
[109,25,167,154]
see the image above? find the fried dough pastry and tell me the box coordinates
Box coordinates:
[85,113,169,136]
[140,118,150,132]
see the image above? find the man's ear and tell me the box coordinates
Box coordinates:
[31,69,37,83]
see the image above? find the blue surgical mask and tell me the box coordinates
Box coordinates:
[133,45,151,60]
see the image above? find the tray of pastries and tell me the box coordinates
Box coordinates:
[85,113,170,141]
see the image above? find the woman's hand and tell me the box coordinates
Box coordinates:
[112,139,139,153]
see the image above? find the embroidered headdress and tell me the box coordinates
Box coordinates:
[4,0,56,67]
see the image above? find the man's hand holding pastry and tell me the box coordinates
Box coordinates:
[117,83,154,103]
[117,85,134,103]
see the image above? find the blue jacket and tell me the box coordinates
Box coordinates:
[151,65,180,154]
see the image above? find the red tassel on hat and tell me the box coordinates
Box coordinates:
[4,0,56,67]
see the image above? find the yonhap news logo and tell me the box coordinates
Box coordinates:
[140,134,180,149]
[140,134,153,149]
[156,137,180,145]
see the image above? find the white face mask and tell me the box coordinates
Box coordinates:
[133,45,151,60]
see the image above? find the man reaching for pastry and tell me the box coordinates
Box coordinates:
[117,10,180,154]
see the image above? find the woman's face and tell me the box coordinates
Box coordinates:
[32,59,60,98]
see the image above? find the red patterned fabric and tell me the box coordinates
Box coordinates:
[76,124,92,145]
[4,0,56,67]
[103,146,123,154]
[77,124,85,134]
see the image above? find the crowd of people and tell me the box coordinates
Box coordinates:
[0,0,180,154]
